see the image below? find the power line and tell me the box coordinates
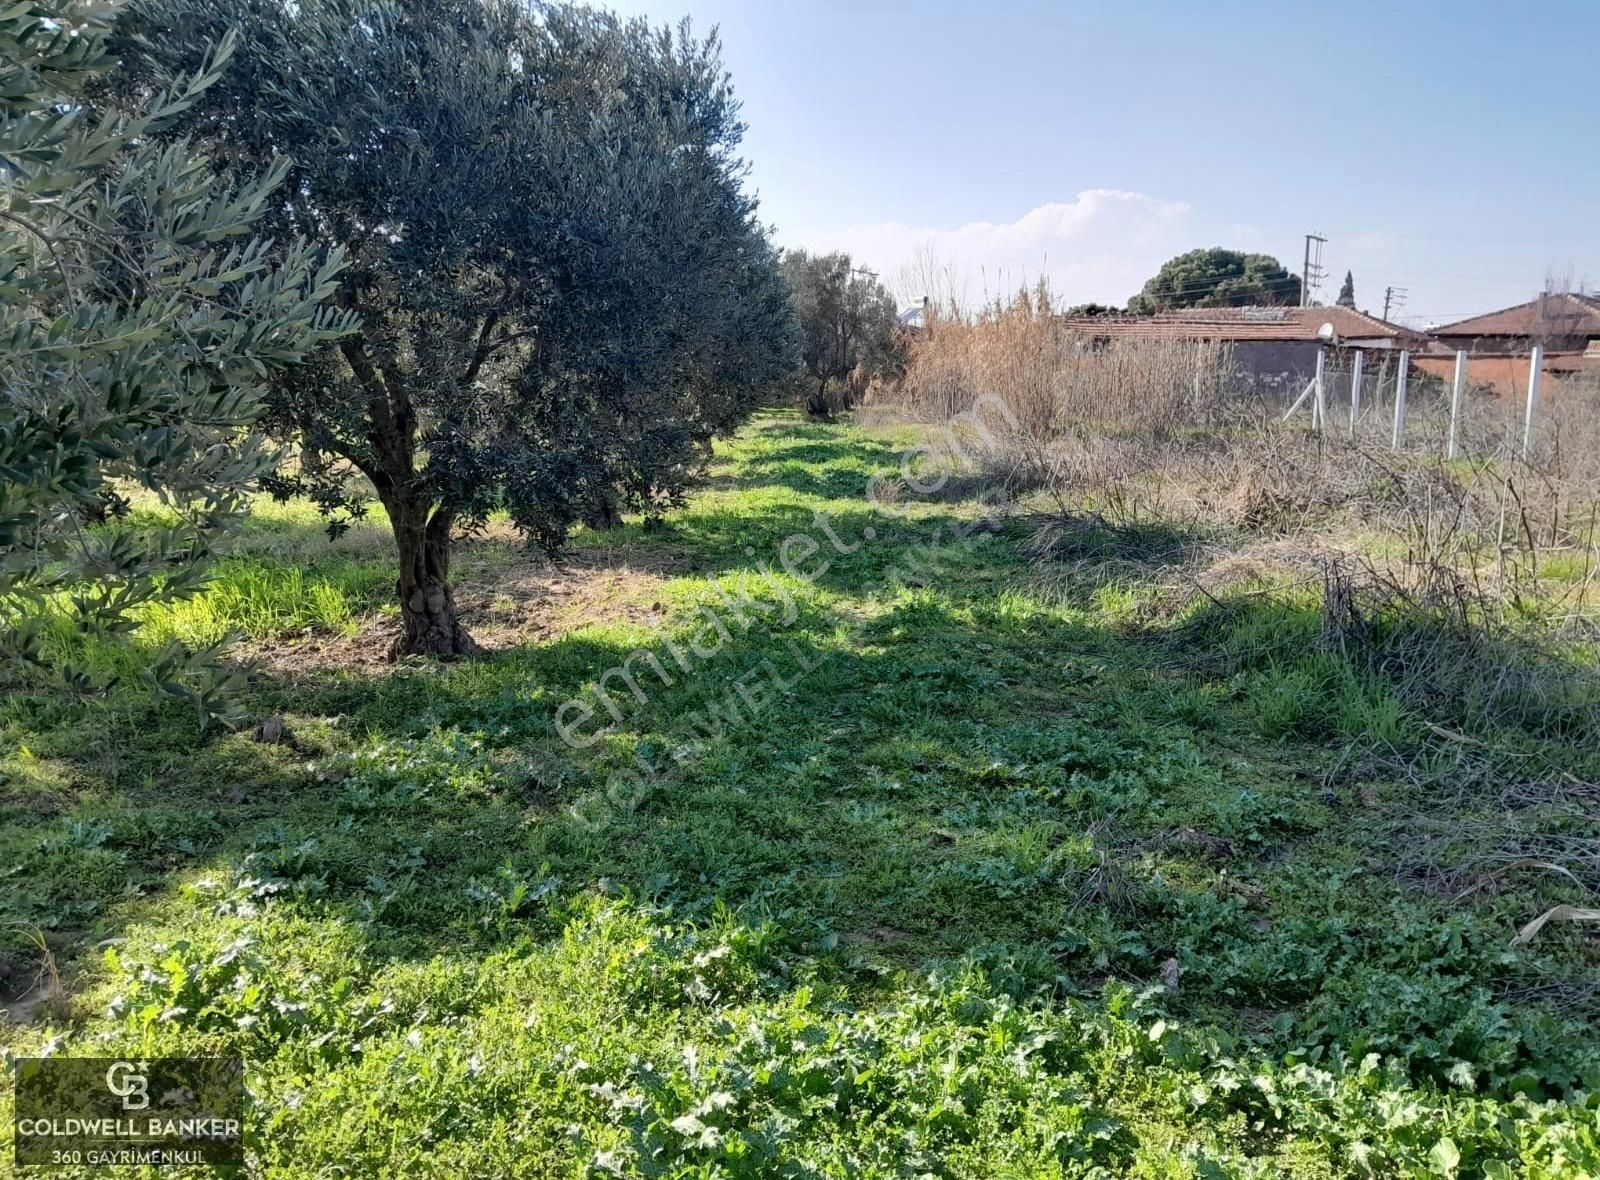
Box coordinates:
[1382,285,1407,321]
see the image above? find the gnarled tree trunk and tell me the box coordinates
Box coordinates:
[389,499,478,659]
[581,486,623,530]
[806,377,832,420]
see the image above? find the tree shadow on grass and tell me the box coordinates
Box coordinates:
[0,550,1360,978]
[0,452,1256,999]
[5,585,1110,974]
[1018,512,1221,617]
[10,545,1600,1107]
[0,490,1083,975]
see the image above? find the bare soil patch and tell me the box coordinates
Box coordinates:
[245,537,693,676]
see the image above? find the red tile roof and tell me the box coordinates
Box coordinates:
[1430,292,1600,338]
[1060,305,1421,344]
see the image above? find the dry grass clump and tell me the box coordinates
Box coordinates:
[887,282,1232,444]
[1316,555,1600,744]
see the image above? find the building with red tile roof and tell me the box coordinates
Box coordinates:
[1414,293,1600,397]
[1429,292,1600,354]
[1060,304,1424,347]
[1059,305,1427,389]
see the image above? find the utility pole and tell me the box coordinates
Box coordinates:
[1382,285,1407,322]
[1300,233,1326,307]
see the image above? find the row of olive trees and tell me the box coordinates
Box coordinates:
[4,0,801,699]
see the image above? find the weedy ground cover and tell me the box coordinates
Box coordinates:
[2,413,1598,1177]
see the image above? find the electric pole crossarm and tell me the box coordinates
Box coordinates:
[1301,233,1326,307]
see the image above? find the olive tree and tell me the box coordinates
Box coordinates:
[114,0,796,656]
[0,1,351,713]
[782,250,900,418]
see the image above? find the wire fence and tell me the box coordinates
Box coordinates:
[1281,346,1597,468]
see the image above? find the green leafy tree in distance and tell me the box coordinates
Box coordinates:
[1337,270,1357,309]
[0,1,352,718]
[1128,248,1302,313]
[782,250,900,418]
[113,0,796,656]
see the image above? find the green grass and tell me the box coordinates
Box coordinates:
[136,557,394,647]
[2,411,1598,1177]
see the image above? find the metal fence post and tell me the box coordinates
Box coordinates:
[1349,349,1363,435]
[1522,345,1543,460]
[1446,350,1466,459]
[1313,348,1326,433]
[1390,350,1410,449]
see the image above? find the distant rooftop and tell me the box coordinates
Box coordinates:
[1059,305,1420,344]
[1430,292,1600,338]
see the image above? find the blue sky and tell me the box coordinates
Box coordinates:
[603,0,1598,325]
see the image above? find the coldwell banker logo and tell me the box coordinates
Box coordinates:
[105,1061,149,1110]
[13,1056,244,1168]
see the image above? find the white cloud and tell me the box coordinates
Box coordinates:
[787,189,1192,310]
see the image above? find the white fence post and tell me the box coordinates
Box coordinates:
[1446,350,1467,460]
[1522,345,1543,460]
[1313,348,1326,433]
[1390,350,1410,449]
[1349,349,1363,435]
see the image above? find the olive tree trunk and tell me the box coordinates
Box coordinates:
[806,377,832,420]
[388,499,478,659]
[581,486,623,530]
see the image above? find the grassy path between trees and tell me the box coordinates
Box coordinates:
[3,412,1597,1176]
